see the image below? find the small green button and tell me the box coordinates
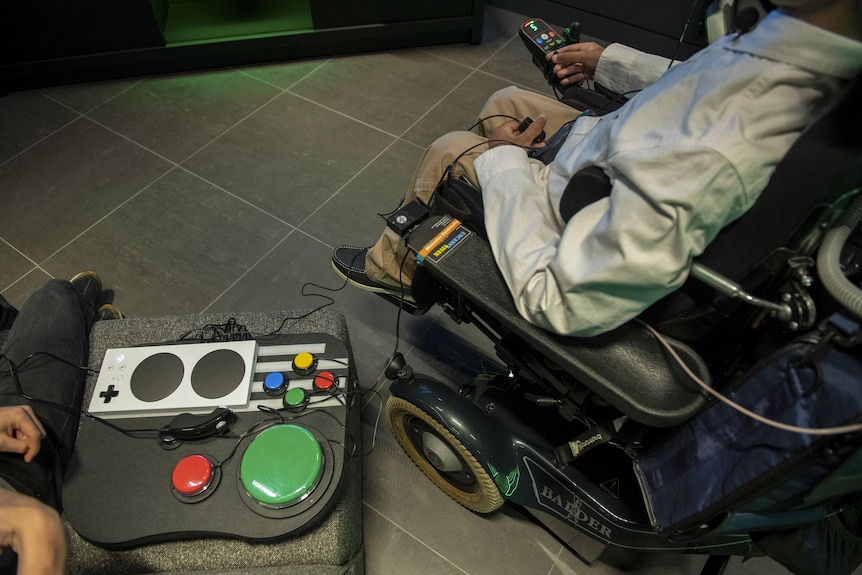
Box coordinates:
[283,387,307,408]
[240,425,323,507]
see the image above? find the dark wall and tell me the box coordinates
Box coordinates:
[1,0,164,65]
[488,0,710,59]
[312,0,474,29]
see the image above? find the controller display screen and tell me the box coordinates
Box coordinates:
[523,20,565,53]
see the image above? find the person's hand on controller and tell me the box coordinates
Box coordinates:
[488,115,548,149]
[0,488,67,575]
[546,42,605,86]
[0,405,67,575]
[0,405,45,462]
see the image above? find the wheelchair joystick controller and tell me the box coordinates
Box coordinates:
[519,18,568,84]
[564,21,581,44]
[385,352,415,384]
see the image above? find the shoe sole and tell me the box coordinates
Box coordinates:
[70,270,103,293]
[330,261,416,304]
[98,303,123,320]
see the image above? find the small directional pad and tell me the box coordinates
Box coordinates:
[99,385,120,403]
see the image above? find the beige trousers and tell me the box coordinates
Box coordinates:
[365,86,580,288]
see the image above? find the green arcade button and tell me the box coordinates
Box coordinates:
[240,424,324,507]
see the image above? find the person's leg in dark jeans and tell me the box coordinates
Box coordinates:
[0,279,97,508]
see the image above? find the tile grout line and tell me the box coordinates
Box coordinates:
[0,115,83,171]
[198,231,296,315]
[233,58,332,92]
[41,78,143,115]
[176,60,333,167]
[32,167,178,270]
[173,165,297,229]
[0,237,51,293]
[361,501,471,575]
[288,35,519,242]
[0,78,145,172]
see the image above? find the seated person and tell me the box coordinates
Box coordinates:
[332,0,862,337]
[0,273,120,575]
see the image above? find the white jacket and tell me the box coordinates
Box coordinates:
[476,11,862,336]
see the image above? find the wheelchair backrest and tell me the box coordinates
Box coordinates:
[643,71,862,364]
[695,72,862,287]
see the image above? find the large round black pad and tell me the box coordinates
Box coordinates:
[191,349,245,399]
[130,352,184,402]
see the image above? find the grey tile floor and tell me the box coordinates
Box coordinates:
[0,5,809,575]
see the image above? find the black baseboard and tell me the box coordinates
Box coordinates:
[487,0,707,59]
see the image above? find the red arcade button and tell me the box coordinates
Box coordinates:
[313,371,338,391]
[172,454,214,496]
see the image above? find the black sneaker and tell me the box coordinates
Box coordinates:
[331,246,415,303]
[97,303,123,320]
[70,271,102,311]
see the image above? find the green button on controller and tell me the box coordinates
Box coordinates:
[240,425,323,507]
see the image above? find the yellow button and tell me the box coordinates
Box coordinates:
[293,352,314,371]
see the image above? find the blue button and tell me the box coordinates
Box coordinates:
[263,372,285,393]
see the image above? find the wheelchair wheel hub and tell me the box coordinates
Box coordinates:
[405,417,477,492]
[422,432,462,472]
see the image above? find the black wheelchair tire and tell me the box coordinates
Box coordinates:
[386,396,503,514]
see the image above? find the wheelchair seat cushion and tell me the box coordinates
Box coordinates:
[408,219,710,427]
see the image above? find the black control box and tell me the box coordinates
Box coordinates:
[386,200,430,237]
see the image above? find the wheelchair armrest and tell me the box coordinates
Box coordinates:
[558,84,628,115]
[409,219,710,427]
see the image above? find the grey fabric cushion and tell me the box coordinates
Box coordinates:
[66,310,363,575]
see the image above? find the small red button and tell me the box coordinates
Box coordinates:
[172,454,214,496]
[313,371,338,391]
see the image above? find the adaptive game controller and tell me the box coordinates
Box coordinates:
[64,334,353,546]
[90,340,258,415]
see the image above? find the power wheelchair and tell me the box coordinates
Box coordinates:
[376,36,862,575]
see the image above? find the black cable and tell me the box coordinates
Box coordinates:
[262,289,335,336]
[162,279,349,346]
[2,315,364,473]
[214,414,285,470]
[1,352,163,439]
[381,134,547,364]
[259,247,376,339]
[2,350,93,376]
[591,88,642,115]
[666,0,701,69]
[377,196,408,219]
[390,247,414,357]
[466,113,521,134]
[553,83,565,102]
[359,386,385,457]
[257,398,361,461]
